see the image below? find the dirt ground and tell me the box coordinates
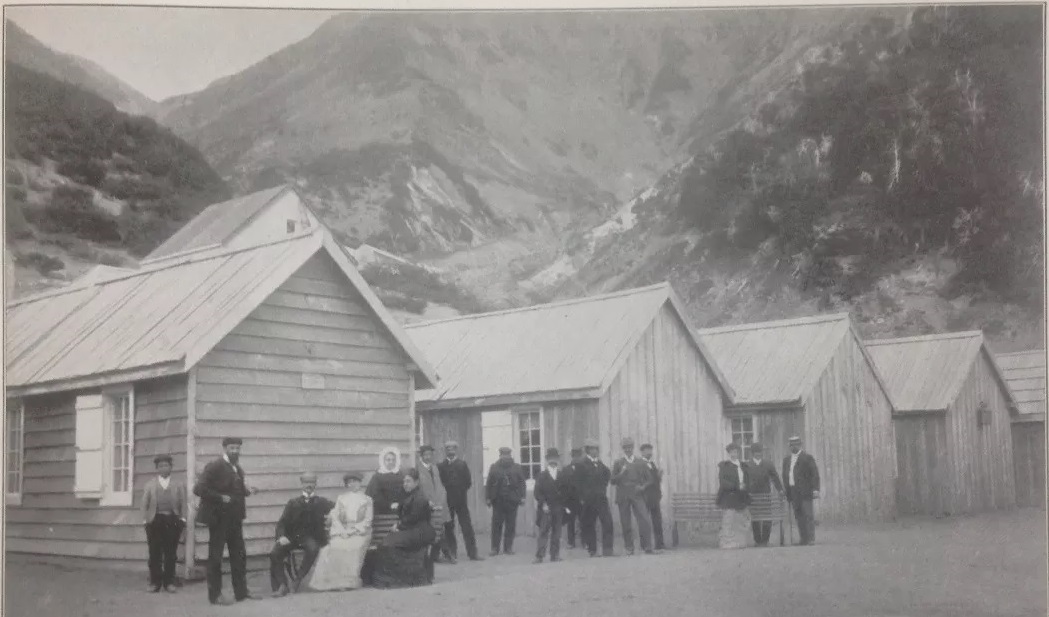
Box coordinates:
[6,508,1046,617]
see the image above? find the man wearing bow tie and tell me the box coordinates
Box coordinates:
[269,472,334,597]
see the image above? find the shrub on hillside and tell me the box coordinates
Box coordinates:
[32,185,121,243]
[14,250,65,276]
[57,157,107,188]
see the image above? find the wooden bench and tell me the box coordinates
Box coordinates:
[285,511,444,582]
[671,493,788,547]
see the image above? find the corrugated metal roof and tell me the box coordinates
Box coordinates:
[405,282,729,405]
[7,229,438,394]
[865,331,1013,413]
[696,313,853,406]
[996,350,1046,417]
[144,185,289,261]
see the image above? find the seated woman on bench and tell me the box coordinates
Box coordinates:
[372,468,437,588]
[309,471,373,591]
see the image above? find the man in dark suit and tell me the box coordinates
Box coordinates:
[745,442,784,547]
[438,440,482,561]
[639,443,666,551]
[562,448,584,549]
[194,437,259,606]
[485,447,527,556]
[611,437,655,555]
[269,472,335,597]
[533,448,571,563]
[782,436,820,546]
[578,438,615,557]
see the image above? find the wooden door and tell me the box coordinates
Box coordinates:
[894,414,950,516]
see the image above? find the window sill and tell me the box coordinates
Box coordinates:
[5,493,22,506]
[75,490,103,500]
[100,493,133,507]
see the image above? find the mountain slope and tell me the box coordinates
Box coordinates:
[545,6,1044,348]
[156,9,900,259]
[5,20,157,116]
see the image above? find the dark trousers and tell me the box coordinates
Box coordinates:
[580,496,614,556]
[646,498,665,549]
[490,500,519,553]
[791,498,816,545]
[269,536,321,591]
[751,521,773,545]
[145,513,182,589]
[617,495,653,553]
[535,508,563,560]
[444,500,478,559]
[206,517,248,603]
[564,501,580,547]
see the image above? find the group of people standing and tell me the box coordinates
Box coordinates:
[715,435,821,549]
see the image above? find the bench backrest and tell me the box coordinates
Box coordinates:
[368,513,443,549]
[671,492,786,522]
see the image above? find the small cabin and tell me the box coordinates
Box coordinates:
[696,314,898,523]
[865,332,1017,516]
[406,283,734,539]
[996,350,1046,509]
[4,228,436,574]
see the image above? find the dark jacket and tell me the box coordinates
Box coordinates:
[193,456,251,526]
[485,460,527,503]
[366,471,406,515]
[576,456,612,504]
[641,457,663,503]
[782,451,820,501]
[562,462,584,505]
[386,486,437,550]
[716,460,751,511]
[275,494,335,546]
[438,457,473,506]
[745,458,784,494]
[534,468,571,514]
[611,456,652,504]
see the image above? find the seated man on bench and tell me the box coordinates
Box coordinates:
[270,472,335,597]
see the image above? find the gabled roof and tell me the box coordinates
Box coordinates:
[696,313,885,407]
[995,350,1045,420]
[405,282,732,408]
[865,331,1015,413]
[6,229,437,396]
[143,185,291,262]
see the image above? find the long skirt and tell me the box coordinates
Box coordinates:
[307,533,371,591]
[718,508,751,549]
[372,526,435,589]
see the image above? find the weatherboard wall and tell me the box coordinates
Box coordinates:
[6,375,188,562]
[1012,421,1046,508]
[191,252,413,562]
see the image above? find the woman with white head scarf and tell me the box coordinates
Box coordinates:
[366,446,405,516]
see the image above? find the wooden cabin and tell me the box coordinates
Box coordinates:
[405,283,734,539]
[865,332,1017,516]
[696,314,897,523]
[4,228,436,574]
[996,350,1046,508]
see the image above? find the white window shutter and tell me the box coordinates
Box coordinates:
[74,395,104,497]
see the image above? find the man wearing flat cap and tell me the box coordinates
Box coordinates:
[485,446,526,556]
[415,445,451,565]
[612,437,655,555]
[782,436,820,546]
[745,442,783,547]
[438,440,481,561]
[533,448,571,563]
[141,454,186,593]
[194,438,259,605]
[577,438,615,557]
[269,472,335,597]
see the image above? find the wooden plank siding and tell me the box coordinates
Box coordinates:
[801,333,896,523]
[191,252,412,561]
[894,414,951,516]
[598,304,726,543]
[7,376,188,560]
[943,354,1016,513]
[1012,421,1047,508]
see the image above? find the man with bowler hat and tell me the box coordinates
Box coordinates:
[745,442,783,547]
[194,437,259,606]
[782,436,820,546]
[533,447,570,563]
[269,472,334,597]
[485,446,526,556]
[438,440,482,561]
[578,438,615,557]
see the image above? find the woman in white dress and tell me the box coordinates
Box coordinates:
[308,472,373,591]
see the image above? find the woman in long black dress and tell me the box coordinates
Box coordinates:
[366,446,405,515]
[373,468,437,588]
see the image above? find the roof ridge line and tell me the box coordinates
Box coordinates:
[995,349,1046,357]
[864,330,984,346]
[695,312,851,335]
[403,282,671,328]
[6,229,318,308]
